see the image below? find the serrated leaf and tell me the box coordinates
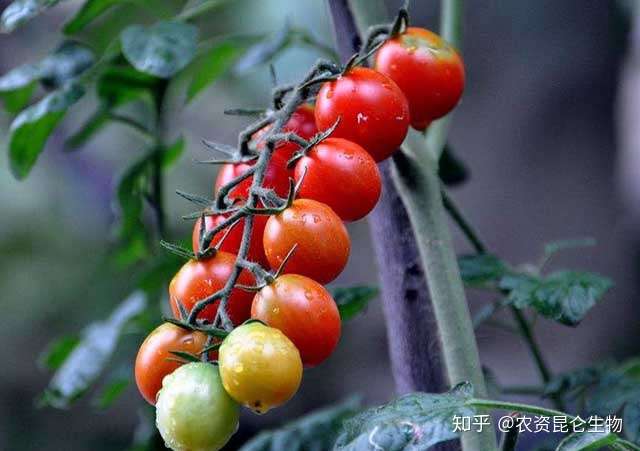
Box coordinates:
[334,382,476,450]
[92,377,128,409]
[556,430,616,450]
[39,291,146,408]
[458,254,508,287]
[1,0,63,32]
[64,0,126,34]
[38,335,80,371]
[187,40,249,102]
[233,23,291,75]
[0,41,94,93]
[500,271,612,326]
[331,286,378,321]
[121,20,198,78]
[240,397,360,451]
[9,82,85,179]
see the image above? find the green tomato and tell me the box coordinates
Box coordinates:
[156,362,239,451]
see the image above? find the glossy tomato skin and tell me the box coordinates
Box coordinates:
[252,104,317,161]
[156,362,239,451]
[252,274,341,367]
[375,27,465,130]
[218,322,302,413]
[315,66,409,162]
[135,323,209,405]
[169,252,254,325]
[214,151,290,202]
[294,138,381,221]
[192,214,269,266]
[263,199,350,284]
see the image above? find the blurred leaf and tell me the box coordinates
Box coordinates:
[439,145,468,186]
[624,402,640,444]
[187,39,249,102]
[38,336,80,371]
[161,136,185,168]
[544,364,610,399]
[0,0,65,32]
[233,22,291,75]
[500,271,612,326]
[9,82,85,179]
[555,430,616,450]
[240,397,360,451]
[543,238,597,259]
[92,377,128,409]
[97,64,160,106]
[65,107,110,150]
[121,20,198,78]
[0,82,35,113]
[64,0,127,34]
[0,41,94,93]
[39,291,146,408]
[136,252,183,296]
[459,254,508,287]
[334,382,476,450]
[331,286,378,321]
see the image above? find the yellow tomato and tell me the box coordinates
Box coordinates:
[218,322,303,413]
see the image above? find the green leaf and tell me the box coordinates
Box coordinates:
[38,335,80,371]
[1,0,63,32]
[543,238,596,260]
[331,286,378,321]
[121,20,198,78]
[0,82,35,113]
[240,397,360,451]
[161,136,185,168]
[233,23,291,75]
[9,82,85,179]
[500,271,612,326]
[334,382,476,450]
[544,364,610,398]
[63,0,126,34]
[0,41,94,92]
[97,64,159,106]
[39,291,146,408]
[187,40,247,102]
[458,254,508,287]
[92,377,129,409]
[556,430,616,450]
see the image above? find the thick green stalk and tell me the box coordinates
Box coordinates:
[347,1,496,450]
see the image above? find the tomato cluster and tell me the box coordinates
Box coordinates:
[134,23,464,451]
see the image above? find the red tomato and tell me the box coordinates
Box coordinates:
[252,104,318,161]
[192,214,269,266]
[251,274,341,367]
[315,66,409,162]
[214,151,290,202]
[375,27,465,130]
[263,199,350,284]
[134,323,210,405]
[294,138,381,221]
[169,252,255,325]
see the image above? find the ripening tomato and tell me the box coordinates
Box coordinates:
[252,274,341,367]
[169,252,255,325]
[315,66,410,162]
[294,138,381,221]
[375,27,465,130]
[135,323,210,405]
[156,362,239,451]
[192,214,269,266]
[263,199,350,284]
[218,322,302,413]
[252,104,318,161]
[214,151,290,202]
